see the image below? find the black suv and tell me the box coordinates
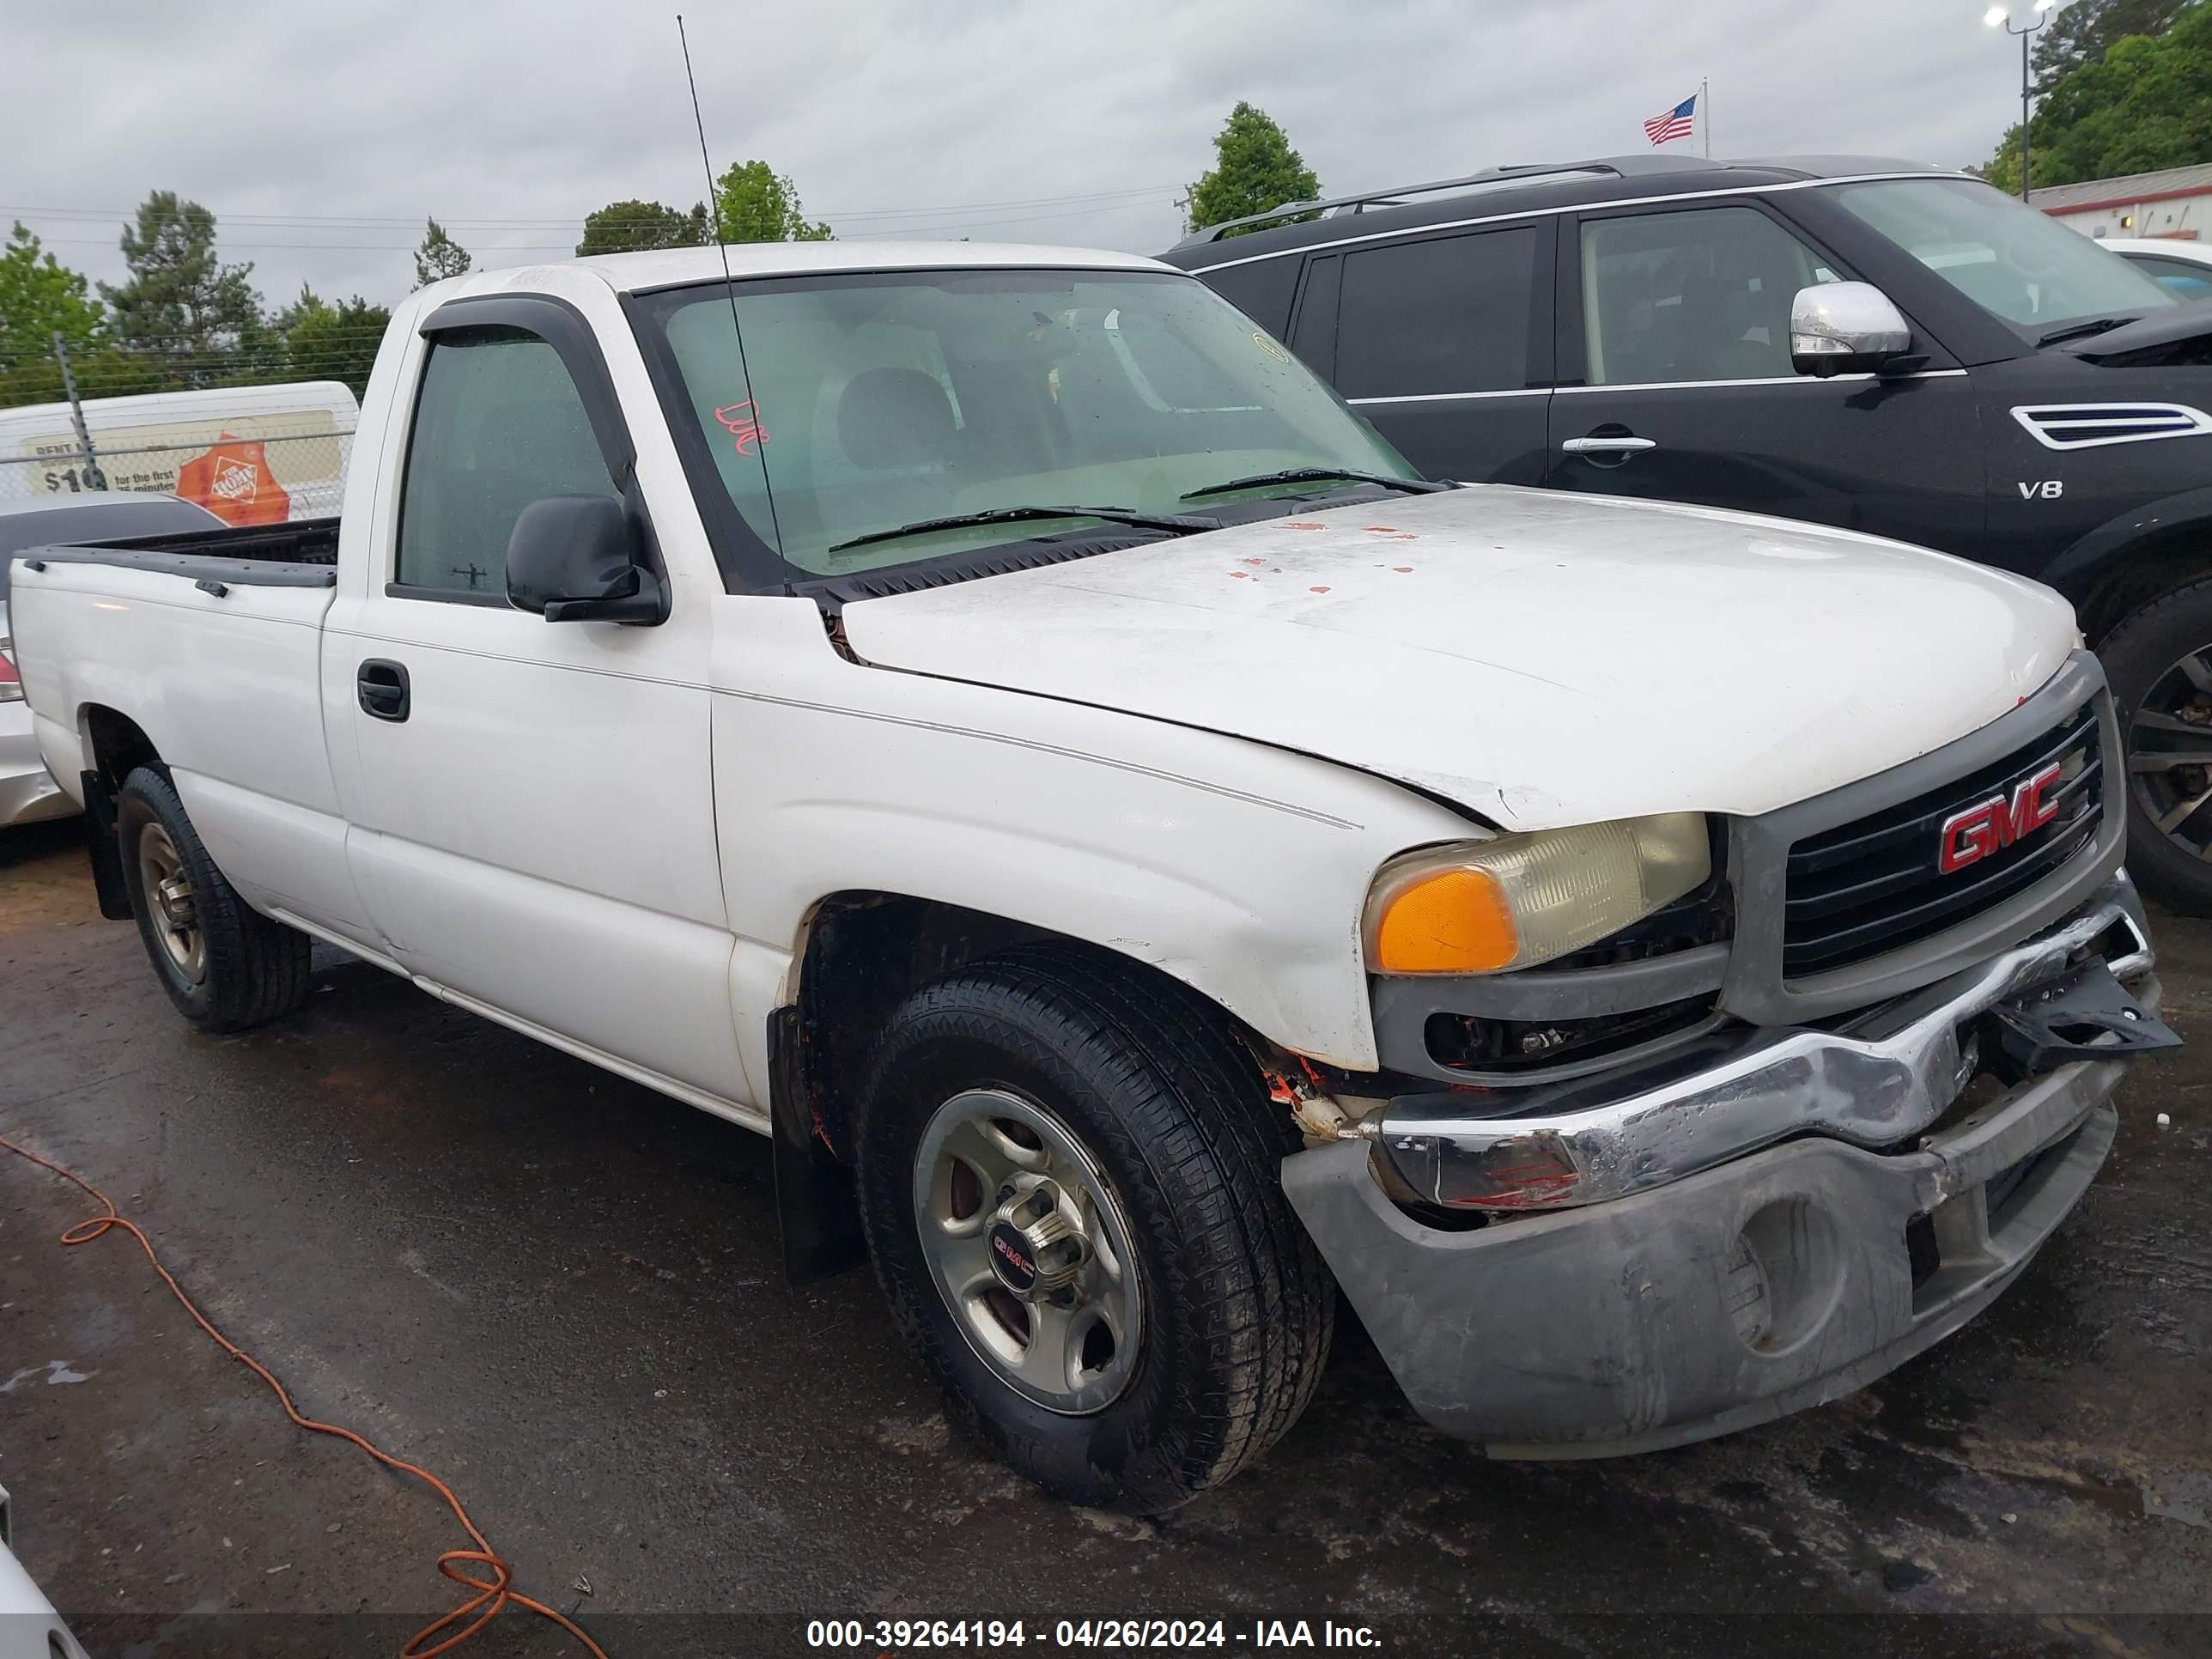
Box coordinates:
[1161,155,2212,913]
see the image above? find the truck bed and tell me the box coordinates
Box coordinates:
[15,515,338,589]
[8,514,348,893]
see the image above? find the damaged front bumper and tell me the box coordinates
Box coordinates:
[1281,875,2172,1456]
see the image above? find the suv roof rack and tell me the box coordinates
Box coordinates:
[1171,155,1728,247]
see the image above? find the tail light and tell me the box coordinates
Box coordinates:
[0,642,20,704]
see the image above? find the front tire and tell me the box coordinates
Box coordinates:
[2103,578,2212,915]
[116,766,311,1031]
[854,946,1334,1514]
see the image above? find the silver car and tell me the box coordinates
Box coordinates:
[1,493,224,827]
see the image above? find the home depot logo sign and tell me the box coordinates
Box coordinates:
[176,434,290,526]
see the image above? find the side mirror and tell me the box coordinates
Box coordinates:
[505,495,665,624]
[1790,282,1913,378]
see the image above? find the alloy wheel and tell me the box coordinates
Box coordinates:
[911,1087,1145,1416]
[2129,646,2212,862]
[136,822,206,983]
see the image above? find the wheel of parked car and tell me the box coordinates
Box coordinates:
[2103,580,2212,917]
[115,766,312,1030]
[854,945,1334,1514]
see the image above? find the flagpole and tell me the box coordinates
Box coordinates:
[1702,76,1711,157]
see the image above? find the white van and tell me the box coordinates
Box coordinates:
[0,381,357,526]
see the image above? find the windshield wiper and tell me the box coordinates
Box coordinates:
[2037,313,2142,349]
[1179,467,1449,501]
[826,504,1218,555]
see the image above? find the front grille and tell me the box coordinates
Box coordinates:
[1782,702,2103,977]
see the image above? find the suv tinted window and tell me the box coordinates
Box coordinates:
[1202,257,1299,338]
[395,330,616,598]
[1581,207,1834,386]
[1334,228,1536,398]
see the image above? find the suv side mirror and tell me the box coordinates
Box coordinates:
[1790,283,1913,378]
[505,495,665,624]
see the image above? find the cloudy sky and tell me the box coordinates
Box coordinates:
[8,0,2048,312]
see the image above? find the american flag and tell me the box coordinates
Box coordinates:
[1644,94,1697,147]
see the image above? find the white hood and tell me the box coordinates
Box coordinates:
[837,485,2080,830]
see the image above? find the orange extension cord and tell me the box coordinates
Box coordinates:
[0,1131,610,1659]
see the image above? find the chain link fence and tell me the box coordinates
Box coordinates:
[0,427,355,521]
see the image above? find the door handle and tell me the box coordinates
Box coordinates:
[1560,435,1657,456]
[357,659,410,723]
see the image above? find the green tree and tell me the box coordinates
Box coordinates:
[575,198,710,257]
[0,347,165,410]
[1988,3,2212,189]
[97,191,264,356]
[412,217,472,289]
[274,283,390,398]
[1187,102,1322,236]
[2033,0,2187,90]
[713,161,833,242]
[0,222,106,373]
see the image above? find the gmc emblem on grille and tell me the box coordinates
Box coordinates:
[1938,761,2065,874]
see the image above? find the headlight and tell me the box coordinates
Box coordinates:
[1364,814,1710,975]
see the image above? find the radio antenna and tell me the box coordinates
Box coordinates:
[676,12,785,570]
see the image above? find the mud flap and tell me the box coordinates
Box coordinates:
[80,770,132,921]
[1988,958,2181,1076]
[768,1006,868,1286]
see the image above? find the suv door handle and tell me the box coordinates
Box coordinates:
[1561,435,1657,456]
[357,659,410,723]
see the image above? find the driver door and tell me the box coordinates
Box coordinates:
[1547,200,1986,558]
[327,299,749,1109]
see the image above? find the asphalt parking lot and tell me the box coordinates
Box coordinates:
[2,817,2207,1659]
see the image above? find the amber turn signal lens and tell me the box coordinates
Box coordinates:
[1371,867,1519,974]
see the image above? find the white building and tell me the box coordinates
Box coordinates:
[2031,161,2212,241]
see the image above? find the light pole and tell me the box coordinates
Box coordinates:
[1986,0,2057,202]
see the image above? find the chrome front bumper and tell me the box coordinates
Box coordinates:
[1282,875,2165,1457]
[1372,875,2153,1212]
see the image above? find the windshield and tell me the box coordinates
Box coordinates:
[642,268,1419,577]
[1832,176,2172,337]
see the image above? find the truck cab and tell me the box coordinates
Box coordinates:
[1163,155,2212,914]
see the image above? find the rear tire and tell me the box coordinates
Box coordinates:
[2102,579,2212,916]
[854,945,1333,1514]
[116,766,311,1031]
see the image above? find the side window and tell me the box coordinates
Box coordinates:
[1201,257,1299,339]
[394,329,617,599]
[1287,256,1340,375]
[2125,253,2212,299]
[1333,227,1537,398]
[1580,206,1838,386]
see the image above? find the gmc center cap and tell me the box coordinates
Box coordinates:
[988,1221,1040,1297]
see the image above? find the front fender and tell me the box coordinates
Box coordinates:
[2039,483,2212,599]
[709,599,1479,1074]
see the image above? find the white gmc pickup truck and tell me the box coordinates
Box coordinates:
[6,242,2178,1514]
